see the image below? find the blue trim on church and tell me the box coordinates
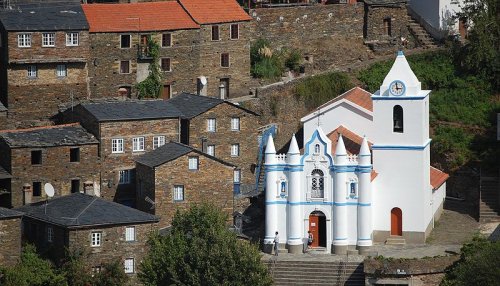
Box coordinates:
[372,139,431,150]
[265,201,371,206]
[300,130,334,166]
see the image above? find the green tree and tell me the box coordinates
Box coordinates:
[136,36,164,99]
[139,204,273,286]
[93,260,129,286]
[441,236,500,286]
[452,0,499,89]
[0,244,67,286]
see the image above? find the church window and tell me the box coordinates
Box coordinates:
[314,144,320,154]
[348,181,358,199]
[393,105,404,133]
[311,169,324,198]
[279,179,287,198]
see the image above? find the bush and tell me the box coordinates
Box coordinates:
[285,49,302,72]
[295,72,354,110]
[431,126,474,170]
[251,39,285,79]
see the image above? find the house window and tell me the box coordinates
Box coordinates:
[233,169,241,183]
[124,258,134,274]
[70,147,80,162]
[120,35,131,48]
[207,118,216,132]
[231,144,240,157]
[153,136,165,149]
[56,64,67,77]
[132,137,145,152]
[31,150,42,165]
[47,226,53,243]
[231,117,240,131]
[311,169,324,198]
[162,33,172,47]
[18,33,31,47]
[112,138,124,153]
[33,182,42,196]
[71,179,80,193]
[119,169,134,185]
[384,18,392,36]
[161,58,171,72]
[66,32,79,46]
[220,53,230,67]
[173,185,184,201]
[207,145,215,156]
[91,232,102,247]
[211,25,220,41]
[125,226,135,242]
[230,24,239,40]
[120,60,130,74]
[27,65,37,78]
[188,156,199,170]
[393,105,404,133]
[42,33,55,47]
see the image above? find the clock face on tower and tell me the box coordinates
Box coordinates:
[389,80,405,96]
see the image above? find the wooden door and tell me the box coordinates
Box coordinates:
[162,84,171,100]
[391,207,402,236]
[309,215,319,247]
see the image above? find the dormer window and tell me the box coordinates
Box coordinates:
[393,105,404,133]
[314,144,320,154]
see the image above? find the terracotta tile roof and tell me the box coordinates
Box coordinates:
[178,0,252,24]
[82,2,199,33]
[430,166,449,190]
[304,87,373,120]
[327,125,372,156]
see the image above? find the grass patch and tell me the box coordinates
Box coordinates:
[295,72,354,110]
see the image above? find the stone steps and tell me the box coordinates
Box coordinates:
[479,178,499,221]
[407,16,437,48]
[267,260,364,286]
[385,236,406,245]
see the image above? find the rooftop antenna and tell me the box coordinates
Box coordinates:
[44,183,55,214]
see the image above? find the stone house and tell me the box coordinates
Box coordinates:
[167,93,260,191]
[363,0,410,48]
[0,124,100,208]
[60,100,182,205]
[135,142,235,229]
[16,192,158,285]
[82,1,201,99]
[178,0,253,98]
[0,207,22,267]
[0,3,90,128]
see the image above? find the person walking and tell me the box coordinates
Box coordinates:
[274,231,279,256]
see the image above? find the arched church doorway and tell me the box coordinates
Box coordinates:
[391,207,403,236]
[308,211,326,248]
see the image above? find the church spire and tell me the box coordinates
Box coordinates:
[287,134,300,155]
[359,136,371,166]
[380,51,421,96]
[264,134,276,165]
[335,134,347,165]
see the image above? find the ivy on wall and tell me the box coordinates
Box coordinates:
[136,35,164,99]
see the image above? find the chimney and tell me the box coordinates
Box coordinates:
[84,181,94,196]
[23,183,32,205]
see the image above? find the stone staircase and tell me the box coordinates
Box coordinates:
[407,15,438,49]
[385,236,406,245]
[480,177,500,222]
[267,259,365,286]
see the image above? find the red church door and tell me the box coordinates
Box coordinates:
[309,215,319,248]
[391,207,402,236]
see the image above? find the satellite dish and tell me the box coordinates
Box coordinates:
[199,76,207,86]
[44,183,55,198]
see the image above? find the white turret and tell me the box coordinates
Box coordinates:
[264,135,278,250]
[357,136,373,253]
[287,134,303,254]
[380,51,421,97]
[333,134,348,254]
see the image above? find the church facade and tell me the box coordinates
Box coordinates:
[264,51,448,254]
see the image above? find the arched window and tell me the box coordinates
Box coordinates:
[393,105,403,133]
[314,144,320,154]
[311,169,324,198]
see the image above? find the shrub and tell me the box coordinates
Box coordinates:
[295,72,354,110]
[285,49,302,72]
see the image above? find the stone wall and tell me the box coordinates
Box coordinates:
[8,143,100,207]
[97,118,180,203]
[136,150,234,229]
[187,103,259,186]
[0,216,21,267]
[364,2,410,44]
[88,30,200,98]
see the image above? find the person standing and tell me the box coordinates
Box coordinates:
[307,231,313,251]
[274,231,279,256]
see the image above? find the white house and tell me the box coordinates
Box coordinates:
[264,51,448,254]
[408,0,466,39]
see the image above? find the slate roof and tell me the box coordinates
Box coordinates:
[0,165,12,179]
[135,141,235,168]
[0,4,88,31]
[0,207,22,219]
[0,123,98,148]
[167,93,259,119]
[15,193,158,228]
[78,100,183,122]
[82,2,199,33]
[178,0,252,24]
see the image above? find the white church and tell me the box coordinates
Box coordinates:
[264,51,449,254]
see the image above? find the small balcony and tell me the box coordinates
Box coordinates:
[137,44,153,61]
